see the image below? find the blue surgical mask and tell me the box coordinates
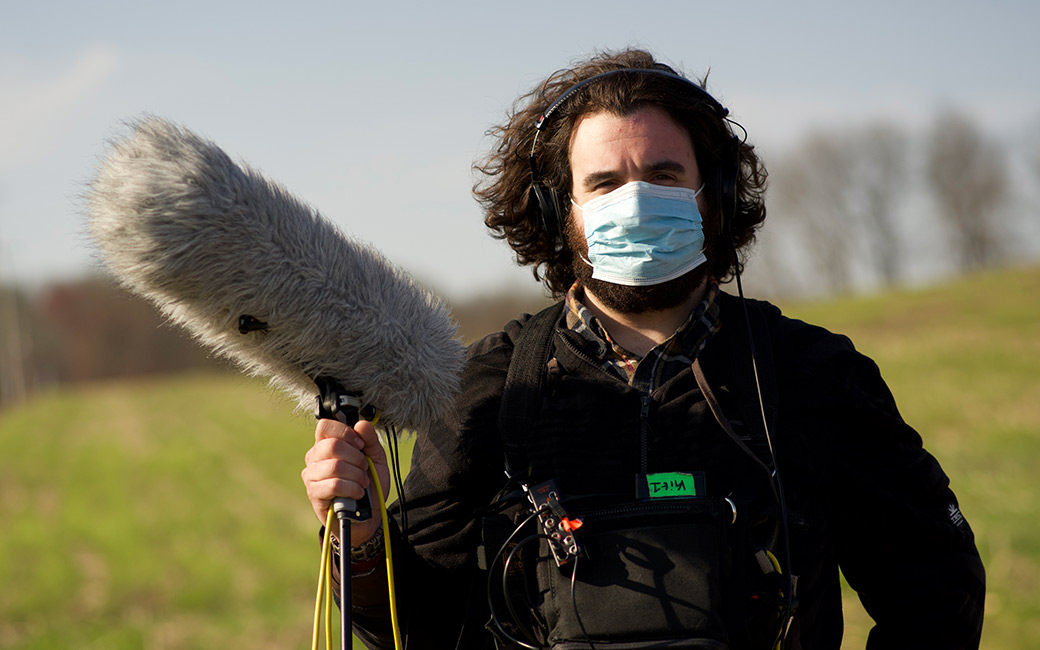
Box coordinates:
[572,181,707,287]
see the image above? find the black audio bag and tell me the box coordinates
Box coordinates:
[483,300,790,649]
[532,496,736,649]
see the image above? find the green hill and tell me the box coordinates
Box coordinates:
[2,265,1038,649]
[778,265,1040,649]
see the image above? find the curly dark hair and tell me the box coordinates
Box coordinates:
[473,49,768,297]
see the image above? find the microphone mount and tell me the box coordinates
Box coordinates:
[237,314,269,334]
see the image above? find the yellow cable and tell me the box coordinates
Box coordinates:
[764,549,783,574]
[311,411,402,650]
[314,509,336,650]
[366,455,403,649]
[358,411,404,647]
[325,544,333,649]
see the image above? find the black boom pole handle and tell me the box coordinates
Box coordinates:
[314,377,375,520]
[314,376,375,649]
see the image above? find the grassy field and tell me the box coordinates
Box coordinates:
[776,265,1040,649]
[1,265,1037,649]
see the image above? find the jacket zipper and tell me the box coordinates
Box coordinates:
[558,333,656,475]
[557,333,618,381]
[640,393,651,474]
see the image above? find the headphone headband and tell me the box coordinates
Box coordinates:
[534,68,730,134]
[529,67,740,238]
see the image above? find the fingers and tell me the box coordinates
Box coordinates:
[352,419,387,464]
[304,434,366,470]
[314,417,365,448]
[304,416,389,531]
[303,466,370,502]
[302,454,375,532]
[303,438,372,493]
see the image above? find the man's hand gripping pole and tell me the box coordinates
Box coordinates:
[314,376,376,649]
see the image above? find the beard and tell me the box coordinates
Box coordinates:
[565,216,708,315]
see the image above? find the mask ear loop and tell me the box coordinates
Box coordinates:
[567,198,595,272]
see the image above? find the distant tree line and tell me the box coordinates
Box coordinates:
[750,109,1037,296]
[0,278,225,408]
[0,277,550,410]
[2,109,1038,407]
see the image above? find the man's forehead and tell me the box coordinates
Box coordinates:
[569,109,695,164]
[570,107,691,149]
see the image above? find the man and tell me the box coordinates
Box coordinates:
[302,49,985,649]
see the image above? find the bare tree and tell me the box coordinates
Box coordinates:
[0,284,30,408]
[848,123,909,285]
[926,110,1008,270]
[770,132,858,294]
[33,278,224,384]
[1032,114,1040,203]
[1,224,31,407]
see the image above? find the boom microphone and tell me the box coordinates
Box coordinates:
[86,116,465,434]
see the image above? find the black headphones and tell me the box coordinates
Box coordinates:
[528,68,742,239]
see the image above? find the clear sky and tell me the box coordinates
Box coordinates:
[2,0,1037,300]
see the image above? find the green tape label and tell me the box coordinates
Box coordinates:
[644,472,698,499]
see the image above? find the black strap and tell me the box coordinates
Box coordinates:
[739,299,779,453]
[497,301,565,479]
[692,358,773,479]
[718,295,780,471]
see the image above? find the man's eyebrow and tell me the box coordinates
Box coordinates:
[580,160,687,190]
[580,170,618,190]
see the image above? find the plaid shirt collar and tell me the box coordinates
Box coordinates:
[564,280,722,392]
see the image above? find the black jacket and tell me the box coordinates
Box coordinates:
[349,293,985,649]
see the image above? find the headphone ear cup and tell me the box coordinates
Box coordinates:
[531,182,562,236]
[717,136,740,234]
